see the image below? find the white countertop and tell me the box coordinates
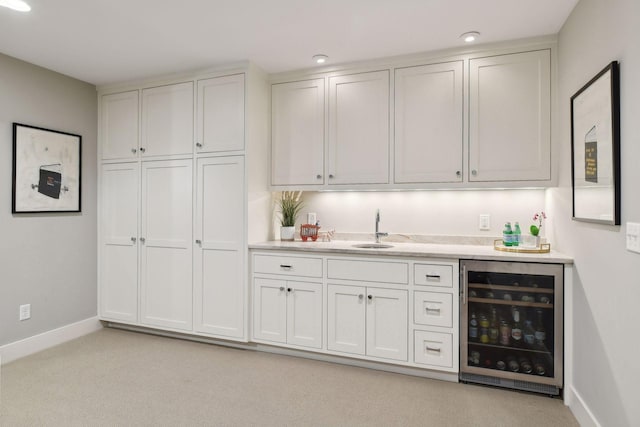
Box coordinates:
[249,240,573,264]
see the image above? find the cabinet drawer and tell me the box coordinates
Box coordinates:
[414,263,453,288]
[414,330,453,368]
[414,291,453,328]
[327,259,408,284]
[254,254,322,278]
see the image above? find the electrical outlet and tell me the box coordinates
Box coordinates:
[626,222,640,254]
[19,304,31,321]
[479,214,491,231]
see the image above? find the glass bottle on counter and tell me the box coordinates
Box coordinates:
[469,310,479,342]
[503,222,514,246]
[513,222,522,246]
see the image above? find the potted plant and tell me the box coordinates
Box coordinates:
[277,191,303,241]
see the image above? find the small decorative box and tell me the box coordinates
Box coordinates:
[300,224,320,242]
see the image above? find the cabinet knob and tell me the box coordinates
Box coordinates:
[358,294,364,300]
[131,148,137,154]
[316,174,322,179]
[367,295,373,300]
[329,174,335,179]
[140,147,146,153]
[287,288,292,293]
[456,171,461,177]
[196,142,203,148]
[471,169,477,176]
[279,287,285,291]
[131,237,137,243]
[140,237,146,243]
[195,239,202,245]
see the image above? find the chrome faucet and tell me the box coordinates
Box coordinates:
[375,209,388,243]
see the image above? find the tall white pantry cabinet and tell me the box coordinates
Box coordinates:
[98,66,270,342]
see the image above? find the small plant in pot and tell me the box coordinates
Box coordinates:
[278,191,303,241]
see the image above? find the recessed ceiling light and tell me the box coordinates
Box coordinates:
[0,0,31,12]
[312,54,328,65]
[460,31,480,43]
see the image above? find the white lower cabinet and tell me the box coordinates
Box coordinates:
[327,284,408,361]
[414,330,453,368]
[250,251,458,378]
[253,278,323,349]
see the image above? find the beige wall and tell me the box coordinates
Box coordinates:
[550,0,640,425]
[0,53,97,346]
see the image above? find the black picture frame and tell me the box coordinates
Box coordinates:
[570,61,620,225]
[12,123,82,213]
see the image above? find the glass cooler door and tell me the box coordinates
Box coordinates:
[460,260,563,395]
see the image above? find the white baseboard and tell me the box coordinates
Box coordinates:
[568,386,601,427]
[0,317,103,365]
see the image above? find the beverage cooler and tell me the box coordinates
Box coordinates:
[459,260,563,396]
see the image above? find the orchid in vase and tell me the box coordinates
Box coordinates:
[530,211,547,236]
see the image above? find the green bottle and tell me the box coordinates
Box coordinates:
[503,222,513,246]
[513,222,522,247]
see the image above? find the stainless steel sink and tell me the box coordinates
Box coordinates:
[352,243,394,249]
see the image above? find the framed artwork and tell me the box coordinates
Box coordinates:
[12,123,82,213]
[570,61,620,225]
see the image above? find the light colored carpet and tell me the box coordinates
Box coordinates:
[0,328,578,426]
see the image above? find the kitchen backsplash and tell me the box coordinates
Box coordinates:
[296,189,546,239]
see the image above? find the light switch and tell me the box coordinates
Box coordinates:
[479,214,491,231]
[626,222,640,254]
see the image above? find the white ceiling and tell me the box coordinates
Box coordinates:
[0,0,579,86]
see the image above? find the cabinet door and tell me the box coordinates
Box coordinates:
[328,71,389,185]
[101,91,139,160]
[271,79,325,186]
[286,281,323,349]
[327,284,366,355]
[366,288,408,361]
[194,156,245,339]
[394,62,463,183]
[253,278,287,344]
[140,159,193,331]
[141,82,194,157]
[469,50,551,182]
[100,162,139,322]
[197,74,245,153]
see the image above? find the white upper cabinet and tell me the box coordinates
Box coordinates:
[394,61,464,183]
[271,79,325,186]
[197,74,245,153]
[328,70,390,185]
[469,49,551,182]
[141,81,194,157]
[101,90,139,160]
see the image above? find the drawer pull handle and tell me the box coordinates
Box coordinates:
[280,265,292,270]
[426,346,441,353]
[426,274,441,280]
[425,307,441,314]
